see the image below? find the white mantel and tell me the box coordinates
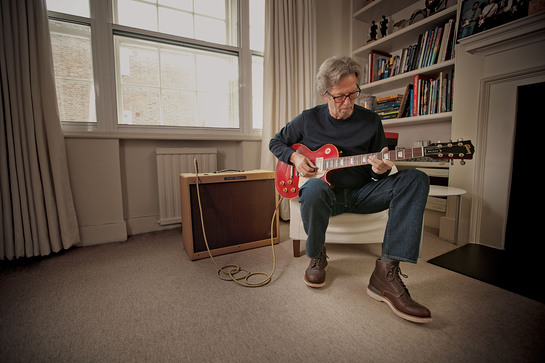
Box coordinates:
[450,11,545,249]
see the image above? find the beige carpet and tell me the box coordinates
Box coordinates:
[1,223,544,362]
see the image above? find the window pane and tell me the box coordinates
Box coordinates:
[252,56,263,129]
[116,37,239,128]
[159,8,193,38]
[250,0,265,52]
[49,20,96,122]
[115,0,237,46]
[46,0,89,17]
[117,0,157,32]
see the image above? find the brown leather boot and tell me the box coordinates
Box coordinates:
[304,246,328,288]
[367,258,432,323]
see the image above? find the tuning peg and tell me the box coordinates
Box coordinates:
[460,160,465,165]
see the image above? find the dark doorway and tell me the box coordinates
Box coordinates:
[504,81,544,255]
[428,81,545,304]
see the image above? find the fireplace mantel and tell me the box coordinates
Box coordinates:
[459,11,545,56]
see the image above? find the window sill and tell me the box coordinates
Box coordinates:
[62,128,262,141]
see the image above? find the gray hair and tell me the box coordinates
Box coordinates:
[315,56,362,94]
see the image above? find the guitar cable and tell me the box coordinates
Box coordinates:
[193,159,282,287]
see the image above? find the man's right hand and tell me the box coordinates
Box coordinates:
[290,152,317,177]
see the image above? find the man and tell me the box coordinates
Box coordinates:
[269,56,431,324]
[460,1,482,38]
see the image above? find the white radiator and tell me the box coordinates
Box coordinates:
[156,148,217,225]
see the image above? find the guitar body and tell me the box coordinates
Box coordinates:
[275,144,339,199]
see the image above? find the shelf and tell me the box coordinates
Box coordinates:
[361,58,455,93]
[352,5,457,57]
[382,112,452,127]
[353,0,421,23]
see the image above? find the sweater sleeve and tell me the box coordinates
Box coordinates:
[268,114,304,164]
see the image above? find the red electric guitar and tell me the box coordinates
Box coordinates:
[275,140,474,199]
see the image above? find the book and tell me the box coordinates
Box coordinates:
[412,74,432,116]
[430,26,443,66]
[376,94,403,103]
[397,84,413,118]
[369,50,391,83]
[438,19,453,62]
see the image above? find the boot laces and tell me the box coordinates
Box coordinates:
[310,250,328,269]
[387,264,411,297]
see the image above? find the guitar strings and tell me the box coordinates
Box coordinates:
[193,159,281,287]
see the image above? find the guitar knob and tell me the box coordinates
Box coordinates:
[290,188,296,193]
[287,180,293,185]
[279,181,285,186]
[283,188,288,193]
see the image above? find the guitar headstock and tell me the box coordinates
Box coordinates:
[424,140,474,162]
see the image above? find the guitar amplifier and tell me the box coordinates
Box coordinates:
[179,169,279,261]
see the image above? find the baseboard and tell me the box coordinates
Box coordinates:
[126,215,180,236]
[77,221,128,246]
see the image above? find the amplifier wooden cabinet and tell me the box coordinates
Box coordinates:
[180,170,279,260]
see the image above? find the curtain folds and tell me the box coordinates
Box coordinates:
[260,0,316,171]
[1,0,80,259]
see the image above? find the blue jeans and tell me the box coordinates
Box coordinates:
[298,169,429,263]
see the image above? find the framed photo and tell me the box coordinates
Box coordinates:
[457,0,530,41]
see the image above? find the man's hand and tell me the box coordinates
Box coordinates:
[290,152,317,177]
[369,147,393,175]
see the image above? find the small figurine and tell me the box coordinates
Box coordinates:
[368,20,378,42]
[380,15,388,37]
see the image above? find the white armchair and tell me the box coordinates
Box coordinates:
[289,165,398,257]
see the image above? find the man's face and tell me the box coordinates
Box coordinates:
[322,73,359,120]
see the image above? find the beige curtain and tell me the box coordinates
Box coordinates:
[1,0,80,259]
[260,0,316,171]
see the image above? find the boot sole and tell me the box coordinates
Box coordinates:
[304,277,325,288]
[304,266,327,288]
[367,286,432,324]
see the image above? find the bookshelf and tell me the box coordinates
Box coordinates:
[350,0,459,153]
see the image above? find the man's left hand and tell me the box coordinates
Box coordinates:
[369,147,393,175]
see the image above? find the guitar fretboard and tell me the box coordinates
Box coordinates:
[323,147,425,170]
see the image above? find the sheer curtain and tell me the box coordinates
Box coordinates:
[260,0,316,170]
[1,0,80,259]
[260,0,316,219]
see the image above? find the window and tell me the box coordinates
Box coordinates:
[116,37,239,128]
[49,20,96,123]
[47,0,265,135]
[115,0,237,46]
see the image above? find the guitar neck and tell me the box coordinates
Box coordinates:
[322,147,425,170]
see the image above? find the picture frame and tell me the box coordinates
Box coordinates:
[458,0,531,41]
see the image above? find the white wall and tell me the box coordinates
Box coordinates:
[66,137,261,246]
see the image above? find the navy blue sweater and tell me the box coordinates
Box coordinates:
[269,104,389,189]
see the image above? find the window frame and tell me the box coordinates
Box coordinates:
[49,0,263,141]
